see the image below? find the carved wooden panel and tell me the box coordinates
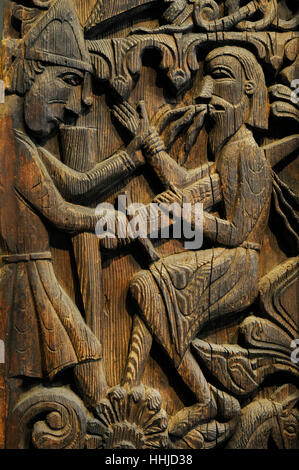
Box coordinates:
[0,0,298,450]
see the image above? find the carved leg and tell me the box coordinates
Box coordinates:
[113,314,161,409]
[170,352,241,437]
[74,360,107,409]
[126,256,247,437]
[109,269,162,400]
[127,267,216,414]
[167,349,217,437]
[177,349,215,407]
[107,314,160,411]
[122,314,152,388]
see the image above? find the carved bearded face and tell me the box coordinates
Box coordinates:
[24,65,84,138]
[199,54,256,154]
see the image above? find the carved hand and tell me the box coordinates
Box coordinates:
[151,104,207,150]
[98,210,134,251]
[152,184,184,207]
[142,104,207,159]
[112,101,151,166]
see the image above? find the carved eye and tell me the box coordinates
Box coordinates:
[211,68,234,80]
[60,73,83,86]
[285,424,296,435]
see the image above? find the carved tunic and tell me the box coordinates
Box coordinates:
[131,126,273,367]
[0,125,103,379]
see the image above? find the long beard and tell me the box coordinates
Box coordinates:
[208,95,249,156]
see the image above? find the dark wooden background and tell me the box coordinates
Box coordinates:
[0,0,298,449]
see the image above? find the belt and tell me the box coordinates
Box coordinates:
[241,242,260,252]
[1,251,52,264]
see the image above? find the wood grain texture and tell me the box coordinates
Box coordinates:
[0,0,298,449]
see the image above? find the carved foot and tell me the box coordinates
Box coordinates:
[169,398,217,439]
[171,416,240,449]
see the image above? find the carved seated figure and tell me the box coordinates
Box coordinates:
[110,47,273,434]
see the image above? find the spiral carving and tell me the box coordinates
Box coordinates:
[7,387,87,449]
[193,0,277,32]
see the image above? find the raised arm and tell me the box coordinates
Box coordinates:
[37,100,154,202]
[142,130,216,189]
[111,101,215,190]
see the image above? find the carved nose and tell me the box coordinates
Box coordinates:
[82,72,93,107]
[65,87,82,117]
[196,75,213,103]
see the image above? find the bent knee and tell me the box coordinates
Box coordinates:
[129,270,156,308]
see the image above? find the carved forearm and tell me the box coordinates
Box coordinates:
[49,201,101,233]
[143,130,214,189]
[184,174,222,209]
[39,147,136,201]
[125,175,222,241]
[202,213,242,247]
[20,181,100,233]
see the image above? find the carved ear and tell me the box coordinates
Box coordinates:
[244,80,256,95]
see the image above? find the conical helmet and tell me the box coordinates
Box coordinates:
[5,0,92,94]
[24,0,92,72]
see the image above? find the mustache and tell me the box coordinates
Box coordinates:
[196,96,231,113]
[183,100,228,158]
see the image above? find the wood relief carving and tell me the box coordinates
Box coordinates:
[0,0,298,449]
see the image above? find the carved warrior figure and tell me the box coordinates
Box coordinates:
[0,0,149,410]
[109,46,273,431]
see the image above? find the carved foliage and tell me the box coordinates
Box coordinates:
[87,387,168,449]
